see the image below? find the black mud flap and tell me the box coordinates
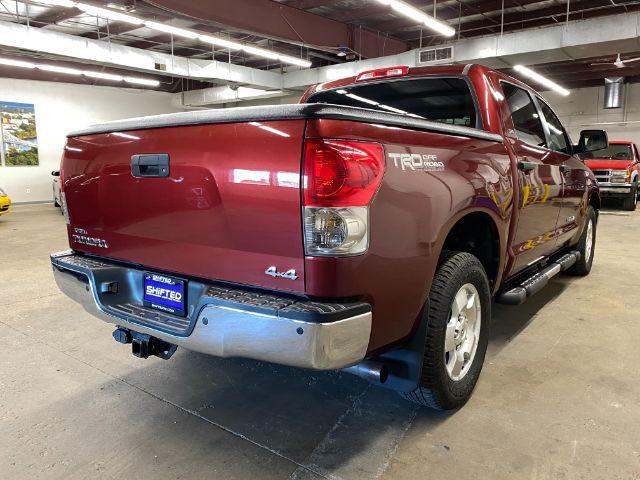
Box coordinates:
[374,300,430,393]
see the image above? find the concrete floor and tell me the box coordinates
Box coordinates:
[1,204,639,480]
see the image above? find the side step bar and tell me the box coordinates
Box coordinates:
[497,251,580,305]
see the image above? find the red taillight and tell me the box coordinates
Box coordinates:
[303,139,385,207]
[355,66,409,82]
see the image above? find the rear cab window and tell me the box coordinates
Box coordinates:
[306,77,479,128]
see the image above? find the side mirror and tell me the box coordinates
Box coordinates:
[575,129,608,154]
[51,170,60,177]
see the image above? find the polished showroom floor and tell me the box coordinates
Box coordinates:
[1,204,638,479]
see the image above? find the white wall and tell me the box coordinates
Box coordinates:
[544,83,640,147]
[0,78,183,203]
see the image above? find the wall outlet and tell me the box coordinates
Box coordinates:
[25,188,30,194]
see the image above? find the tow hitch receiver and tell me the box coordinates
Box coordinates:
[112,327,178,360]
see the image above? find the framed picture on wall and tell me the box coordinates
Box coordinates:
[0,101,39,167]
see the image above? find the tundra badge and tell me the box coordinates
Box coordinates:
[72,228,109,248]
[265,266,298,280]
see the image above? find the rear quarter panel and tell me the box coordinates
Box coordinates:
[304,119,513,353]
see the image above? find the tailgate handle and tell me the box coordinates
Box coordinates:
[131,154,170,178]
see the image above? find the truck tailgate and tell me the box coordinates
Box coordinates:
[63,120,306,293]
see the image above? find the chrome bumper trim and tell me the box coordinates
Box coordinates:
[51,251,371,370]
[599,185,632,194]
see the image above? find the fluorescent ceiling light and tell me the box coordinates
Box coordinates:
[123,76,160,87]
[243,45,279,60]
[83,70,124,81]
[0,56,159,87]
[38,64,82,75]
[76,3,144,25]
[198,35,242,50]
[0,57,36,68]
[236,86,282,98]
[277,54,312,68]
[144,21,200,39]
[374,0,455,37]
[513,65,570,96]
[200,34,311,67]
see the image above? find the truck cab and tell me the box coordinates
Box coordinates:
[583,140,640,210]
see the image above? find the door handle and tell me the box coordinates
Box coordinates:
[517,157,536,172]
[131,154,170,178]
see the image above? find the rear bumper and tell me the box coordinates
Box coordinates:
[598,182,633,195]
[50,251,371,370]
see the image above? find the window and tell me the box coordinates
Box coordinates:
[538,100,571,155]
[580,143,632,160]
[501,83,546,147]
[306,77,478,128]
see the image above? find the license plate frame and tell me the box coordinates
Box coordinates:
[143,272,187,317]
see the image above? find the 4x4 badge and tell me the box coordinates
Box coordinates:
[265,266,298,280]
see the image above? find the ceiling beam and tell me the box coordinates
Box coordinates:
[0,20,282,88]
[140,0,408,58]
[396,0,636,42]
[368,0,543,33]
[334,0,460,23]
[30,6,82,26]
[283,10,640,88]
[452,0,616,38]
[287,0,336,9]
[79,21,144,39]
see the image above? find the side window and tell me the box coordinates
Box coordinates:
[501,82,546,147]
[538,100,571,155]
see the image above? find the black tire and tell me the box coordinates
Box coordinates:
[567,206,597,276]
[623,184,637,211]
[400,252,490,410]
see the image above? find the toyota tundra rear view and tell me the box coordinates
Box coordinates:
[52,64,603,410]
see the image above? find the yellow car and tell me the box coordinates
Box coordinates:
[0,188,11,216]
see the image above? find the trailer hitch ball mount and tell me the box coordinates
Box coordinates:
[112,327,177,360]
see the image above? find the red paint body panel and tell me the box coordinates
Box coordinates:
[63,120,306,293]
[304,119,513,352]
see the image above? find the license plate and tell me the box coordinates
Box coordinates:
[143,273,187,316]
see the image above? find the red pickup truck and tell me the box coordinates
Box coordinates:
[51,64,605,410]
[582,140,640,210]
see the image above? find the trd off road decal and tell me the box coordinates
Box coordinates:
[388,152,445,172]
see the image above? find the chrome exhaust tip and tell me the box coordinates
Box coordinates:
[343,360,389,384]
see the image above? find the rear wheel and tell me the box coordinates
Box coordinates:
[567,206,597,276]
[401,252,490,410]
